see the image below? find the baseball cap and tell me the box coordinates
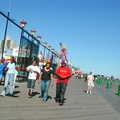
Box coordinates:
[61,60,67,64]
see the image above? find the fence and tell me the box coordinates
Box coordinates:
[0,10,61,81]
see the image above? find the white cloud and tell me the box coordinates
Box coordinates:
[75,53,80,54]
[84,59,92,61]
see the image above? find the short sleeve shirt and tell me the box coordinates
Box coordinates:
[27,65,40,80]
[41,69,53,80]
[7,63,16,73]
[55,66,72,84]
[87,75,94,82]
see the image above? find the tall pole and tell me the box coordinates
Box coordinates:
[17,20,27,68]
[43,47,46,64]
[29,37,34,62]
[1,0,12,59]
[1,12,10,59]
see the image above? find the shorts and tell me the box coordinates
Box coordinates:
[88,82,94,87]
[27,79,36,90]
[3,71,7,76]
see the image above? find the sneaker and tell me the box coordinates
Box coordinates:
[89,91,92,94]
[59,102,63,106]
[0,93,5,97]
[43,100,47,103]
[86,91,89,94]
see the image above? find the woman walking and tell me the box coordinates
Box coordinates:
[38,63,54,102]
[87,72,94,94]
[0,57,16,96]
[26,61,40,98]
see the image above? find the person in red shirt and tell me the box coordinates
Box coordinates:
[55,60,72,106]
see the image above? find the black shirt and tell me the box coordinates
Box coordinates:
[41,69,53,80]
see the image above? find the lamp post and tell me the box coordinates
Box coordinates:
[31,29,36,35]
[51,48,55,63]
[51,48,55,52]
[37,35,42,40]
[18,20,27,69]
[48,46,51,49]
[20,20,27,28]
[43,42,47,63]
[1,12,10,59]
[30,29,36,61]
[19,20,27,57]
[37,35,42,63]
[47,46,51,62]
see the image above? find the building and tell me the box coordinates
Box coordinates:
[0,36,18,50]
[0,36,18,57]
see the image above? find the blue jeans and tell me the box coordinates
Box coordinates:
[1,73,15,95]
[0,74,3,79]
[41,80,51,101]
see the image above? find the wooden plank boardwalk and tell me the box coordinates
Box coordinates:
[0,77,120,120]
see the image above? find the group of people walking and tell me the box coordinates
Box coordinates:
[26,60,72,106]
[0,56,95,106]
[0,58,72,106]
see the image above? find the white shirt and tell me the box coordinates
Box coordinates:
[7,63,16,73]
[27,65,40,80]
[87,75,94,82]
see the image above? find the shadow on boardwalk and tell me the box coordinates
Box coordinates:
[0,77,120,120]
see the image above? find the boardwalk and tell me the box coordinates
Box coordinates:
[0,77,120,120]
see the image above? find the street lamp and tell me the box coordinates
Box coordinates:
[43,42,47,46]
[43,42,47,63]
[20,20,27,28]
[37,35,42,63]
[37,35,42,40]
[19,20,27,49]
[51,48,55,63]
[48,46,51,49]
[31,29,36,35]
[17,20,27,70]
[51,48,55,52]
[29,29,36,61]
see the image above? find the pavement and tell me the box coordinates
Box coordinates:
[0,77,120,120]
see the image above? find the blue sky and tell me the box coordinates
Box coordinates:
[0,0,120,77]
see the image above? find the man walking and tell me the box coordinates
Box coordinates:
[55,60,72,106]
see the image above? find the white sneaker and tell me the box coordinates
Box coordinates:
[87,91,89,94]
[0,93,5,97]
[89,91,92,94]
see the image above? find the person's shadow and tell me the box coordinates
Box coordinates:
[32,92,40,97]
[38,94,52,101]
[47,95,52,100]
[6,91,20,97]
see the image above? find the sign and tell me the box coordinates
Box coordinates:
[12,48,30,57]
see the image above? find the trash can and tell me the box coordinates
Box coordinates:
[106,82,112,89]
[96,78,98,83]
[118,85,120,96]
[99,79,102,85]
[111,80,115,84]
